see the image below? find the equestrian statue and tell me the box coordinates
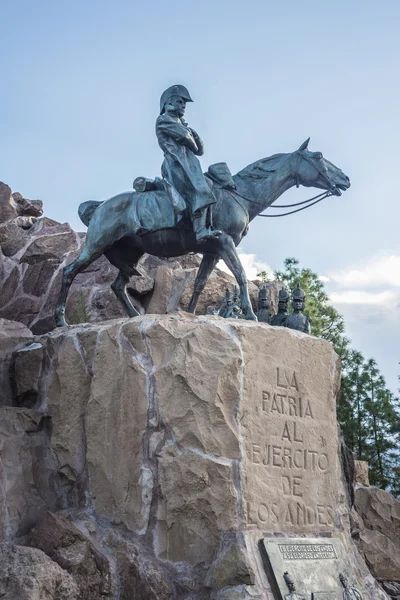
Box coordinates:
[55,84,350,326]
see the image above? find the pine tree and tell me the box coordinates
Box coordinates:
[337,350,366,455]
[360,359,399,489]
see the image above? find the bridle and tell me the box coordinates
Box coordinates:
[228,150,340,218]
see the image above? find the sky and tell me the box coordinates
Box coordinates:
[1,0,400,391]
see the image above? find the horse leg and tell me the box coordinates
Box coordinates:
[187,253,219,314]
[111,271,140,318]
[218,234,257,320]
[55,246,103,327]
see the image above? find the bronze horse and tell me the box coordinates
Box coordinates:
[55,138,350,326]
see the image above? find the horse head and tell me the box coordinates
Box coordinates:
[294,138,351,196]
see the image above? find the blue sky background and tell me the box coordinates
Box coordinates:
[1,0,400,390]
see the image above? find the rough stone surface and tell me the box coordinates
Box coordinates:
[20,230,78,264]
[0,407,59,539]
[0,313,392,599]
[235,323,342,532]
[206,543,256,589]
[353,487,400,585]
[11,342,44,407]
[0,543,79,599]
[354,487,400,546]
[12,192,44,218]
[109,533,175,600]
[0,221,27,255]
[354,460,370,486]
[358,529,400,580]
[29,512,112,599]
[0,319,33,406]
[0,182,18,223]
[381,581,400,599]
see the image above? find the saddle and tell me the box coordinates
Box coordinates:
[133,162,236,194]
[204,162,236,190]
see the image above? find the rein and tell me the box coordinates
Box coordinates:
[227,188,333,218]
[228,150,338,218]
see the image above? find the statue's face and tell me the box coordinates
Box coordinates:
[292,299,304,311]
[167,95,186,117]
[260,299,269,308]
[278,301,287,312]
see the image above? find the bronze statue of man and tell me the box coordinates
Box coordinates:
[283,572,307,600]
[339,574,363,600]
[156,84,222,243]
[270,287,289,326]
[285,283,311,334]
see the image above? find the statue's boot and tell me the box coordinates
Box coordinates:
[193,209,222,243]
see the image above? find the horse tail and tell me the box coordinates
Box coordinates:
[78,201,103,226]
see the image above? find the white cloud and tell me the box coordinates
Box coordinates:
[329,254,400,288]
[330,290,396,306]
[218,251,273,281]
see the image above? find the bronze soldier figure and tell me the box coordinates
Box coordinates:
[156,84,222,243]
[270,287,289,326]
[339,574,363,600]
[256,285,272,323]
[219,287,242,318]
[285,283,311,334]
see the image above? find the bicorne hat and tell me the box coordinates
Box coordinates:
[160,84,193,114]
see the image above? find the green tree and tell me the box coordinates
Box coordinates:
[337,350,366,455]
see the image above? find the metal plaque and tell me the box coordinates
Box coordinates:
[261,537,362,600]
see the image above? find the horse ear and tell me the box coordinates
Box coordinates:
[298,137,310,151]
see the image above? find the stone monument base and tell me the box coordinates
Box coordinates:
[0,314,390,599]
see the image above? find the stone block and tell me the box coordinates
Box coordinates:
[354,460,370,486]
[157,443,239,565]
[20,231,77,265]
[28,512,112,599]
[358,529,400,580]
[0,408,53,539]
[0,182,18,223]
[0,221,27,255]
[0,544,78,599]
[232,323,341,533]
[11,342,43,407]
[354,486,400,546]
[206,543,256,589]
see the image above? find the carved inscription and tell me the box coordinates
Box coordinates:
[247,366,336,530]
[278,543,337,560]
[312,594,339,600]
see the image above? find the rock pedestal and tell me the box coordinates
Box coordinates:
[0,314,391,599]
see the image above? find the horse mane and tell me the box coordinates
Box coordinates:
[236,153,289,179]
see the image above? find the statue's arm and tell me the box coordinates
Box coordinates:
[188,128,205,156]
[156,116,198,153]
